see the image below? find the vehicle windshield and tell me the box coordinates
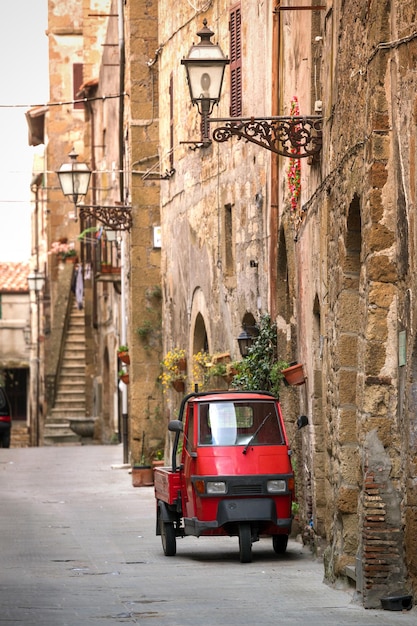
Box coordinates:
[198,400,284,447]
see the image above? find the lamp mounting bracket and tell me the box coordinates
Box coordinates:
[209,116,323,158]
[78,204,133,231]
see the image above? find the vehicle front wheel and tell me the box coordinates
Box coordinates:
[272,534,288,554]
[238,523,252,563]
[160,518,176,556]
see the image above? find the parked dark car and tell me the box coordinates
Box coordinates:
[0,387,12,448]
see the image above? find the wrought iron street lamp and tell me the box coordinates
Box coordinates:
[57,150,91,220]
[182,24,322,157]
[57,150,133,230]
[181,20,230,144]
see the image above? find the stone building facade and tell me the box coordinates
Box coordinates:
[37,0,417,606]
[155,0,417,608]
[43,0,125,446]
[41,0,164,461]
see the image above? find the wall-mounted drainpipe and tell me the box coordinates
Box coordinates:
[118,0,128,465]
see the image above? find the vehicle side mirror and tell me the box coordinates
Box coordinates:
[168,419,183,433]
[297,415,308,430]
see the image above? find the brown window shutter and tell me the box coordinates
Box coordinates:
[169,74,174,170]
[230,4,242,117]
[73,64,84,109]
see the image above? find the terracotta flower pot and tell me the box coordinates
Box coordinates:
[118,351,130,364]
[177,358,187,372]
[171,379,185,392]
[282,363,306,386]
[120,373,129,384]
[131,466,154,487]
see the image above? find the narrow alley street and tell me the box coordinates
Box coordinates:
[1,445,415,625]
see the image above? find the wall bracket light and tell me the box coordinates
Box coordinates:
[57,150,132,230]
[182,24,322,157]
[237,325,259,358]
[209,116,322,158]
[77,204,133,231]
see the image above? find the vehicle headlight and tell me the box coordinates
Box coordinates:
[267,479,287,493]
[206,481,227,494]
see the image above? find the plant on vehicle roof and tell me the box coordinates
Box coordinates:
[231,314,288,396]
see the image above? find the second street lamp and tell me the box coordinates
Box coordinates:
[56,149,91,220]
[57,150,133,230]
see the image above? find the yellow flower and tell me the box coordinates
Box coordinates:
[159,348,187,392]
[192,352,211,390]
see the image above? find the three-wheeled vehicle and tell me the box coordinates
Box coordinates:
[154,390,308,562]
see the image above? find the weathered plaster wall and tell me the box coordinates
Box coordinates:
[158,0,273,366]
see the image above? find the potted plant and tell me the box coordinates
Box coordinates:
[281,362,306,386]
[159,348,187,393]
[48,238,77,263]
[131,432,154,487]
[118,369,129,384]
[205,360,228,390]
[152,449,165,469]
[100,262,113,273]
[117,345,130,364]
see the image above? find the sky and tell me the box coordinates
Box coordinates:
[0,1,48,262]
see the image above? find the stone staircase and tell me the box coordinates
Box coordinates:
[43,299,87,446]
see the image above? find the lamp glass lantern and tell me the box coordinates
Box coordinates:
[181,20,229,118]
[27,271,45,293]
[237,327,256,358]
[57,150,91,214]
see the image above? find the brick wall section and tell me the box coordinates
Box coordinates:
[361,432,406,608]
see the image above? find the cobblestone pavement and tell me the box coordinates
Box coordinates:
[0,444,415,625]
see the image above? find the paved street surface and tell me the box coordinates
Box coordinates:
[1,445,415,625]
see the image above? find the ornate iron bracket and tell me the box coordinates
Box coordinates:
[77,204,133,231]
[209,116,323,158]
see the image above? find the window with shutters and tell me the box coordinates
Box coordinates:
[73,64,84,109]
[230,4,242,117]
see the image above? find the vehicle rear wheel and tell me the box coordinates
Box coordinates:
[160,518,176,556]
[238,523,252,563]
[272,534,288,554]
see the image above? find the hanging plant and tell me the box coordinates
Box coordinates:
[287,96,301,211]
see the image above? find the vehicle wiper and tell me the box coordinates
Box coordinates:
[242,412,271,455]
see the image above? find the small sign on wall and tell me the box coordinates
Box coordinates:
[153,226,161,248]
[399,330,406,367]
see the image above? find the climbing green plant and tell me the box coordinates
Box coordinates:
[231,314,288,396]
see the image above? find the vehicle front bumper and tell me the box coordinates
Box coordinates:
[183,497,291,536]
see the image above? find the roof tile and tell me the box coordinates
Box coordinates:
[0,262,30,293]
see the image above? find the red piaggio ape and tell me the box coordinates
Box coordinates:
[154,390,308,563]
